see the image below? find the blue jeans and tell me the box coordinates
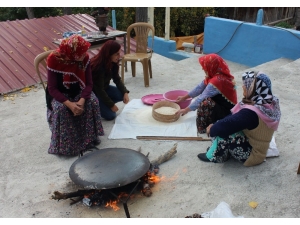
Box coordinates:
[96,85,124,120]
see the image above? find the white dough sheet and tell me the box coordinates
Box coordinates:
[108,99,198,139]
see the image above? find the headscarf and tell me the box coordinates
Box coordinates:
[199,54,237,104]
[47,34,91,89]
[231,71,281,131]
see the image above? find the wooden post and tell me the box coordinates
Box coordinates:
[148,7,154,26]
[147,7,154,37]
[136,136,211,141]
[165,7,170,41]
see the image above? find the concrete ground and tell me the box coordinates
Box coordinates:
[1,52,300,219]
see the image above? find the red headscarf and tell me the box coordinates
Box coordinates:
[199,54,237,104]
[47,34,91,89]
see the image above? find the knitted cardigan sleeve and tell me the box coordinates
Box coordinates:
[210,108,259,138]
[188,83,220,111]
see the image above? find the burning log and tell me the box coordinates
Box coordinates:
[140,143,178,197]
[52,189,100,205]
[52,189,96,200]
[52,189,117,206]
[147,179,155,187]
[141,183,152,197]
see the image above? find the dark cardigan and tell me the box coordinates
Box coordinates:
[92,62,129,108]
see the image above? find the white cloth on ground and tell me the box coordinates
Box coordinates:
[108,99,198,139]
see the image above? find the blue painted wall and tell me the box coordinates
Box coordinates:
[149,36,197,61]
[203,16,300,67]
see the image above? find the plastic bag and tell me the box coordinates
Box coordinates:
[201,201,243,218]
[266,135,279,157]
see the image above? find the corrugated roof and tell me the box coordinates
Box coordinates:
[0,14,134,94]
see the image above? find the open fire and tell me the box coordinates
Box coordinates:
[52,144,177,218]
[52,164,161,210]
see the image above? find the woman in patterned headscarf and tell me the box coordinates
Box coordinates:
[197,71,281,167]
[46,34,104,156]
[176,53,237,133]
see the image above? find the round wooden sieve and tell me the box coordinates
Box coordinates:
[152,100,180,123]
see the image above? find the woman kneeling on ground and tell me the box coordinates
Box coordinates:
[46,34,104,156]
[198,71,281,166]
[176,53,237,133]
[91,40,130,121]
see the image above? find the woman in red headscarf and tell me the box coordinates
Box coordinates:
[176,53,237,133]
[46,34,104,156]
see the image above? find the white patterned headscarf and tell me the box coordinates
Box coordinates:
[242,71,273,105]
[231,71,281,131]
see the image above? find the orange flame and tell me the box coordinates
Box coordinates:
[148,172,161,183]
[105,200,120,211]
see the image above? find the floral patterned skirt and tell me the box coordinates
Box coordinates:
[47,92,104,156]
[196,97,234,134]
[196,98,215,133]
[206,131,252,163]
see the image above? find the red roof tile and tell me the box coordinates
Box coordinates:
[0,14,133,94]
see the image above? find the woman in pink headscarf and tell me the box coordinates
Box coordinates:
[46,34,104,156]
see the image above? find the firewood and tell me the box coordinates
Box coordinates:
[51,189,97,200]
[147,180,155,187]
[70,197,84,205]
[150,143,177,165]
[51,144,177,206]
[142,183,152,197]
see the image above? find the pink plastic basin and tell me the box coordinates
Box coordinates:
[163,90,192,109]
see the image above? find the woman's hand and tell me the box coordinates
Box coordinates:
[175,107,191,116]
[64,100,84,116]
[176,95,186,103]
[206,124,214,137]
[176,94,190,103]
[123,93,129,104]
[111,104,119,112]
[76,98,85,109]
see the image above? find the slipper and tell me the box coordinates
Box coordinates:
[197,153,211,162]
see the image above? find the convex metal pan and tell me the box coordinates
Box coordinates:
[69,148,150,189]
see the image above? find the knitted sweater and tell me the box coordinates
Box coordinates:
[243,117,274,167]
[92,62,129,108]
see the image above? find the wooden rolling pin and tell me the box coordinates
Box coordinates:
[136,136,211,141]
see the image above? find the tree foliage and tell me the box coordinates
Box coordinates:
[274,21,294,28]
[0,7,98,21]
[153,7,215,37]
[0,7,216,37]
[113,7,136,31]
[112,7,216,37]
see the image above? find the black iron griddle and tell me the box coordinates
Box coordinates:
[69,148,150,190]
